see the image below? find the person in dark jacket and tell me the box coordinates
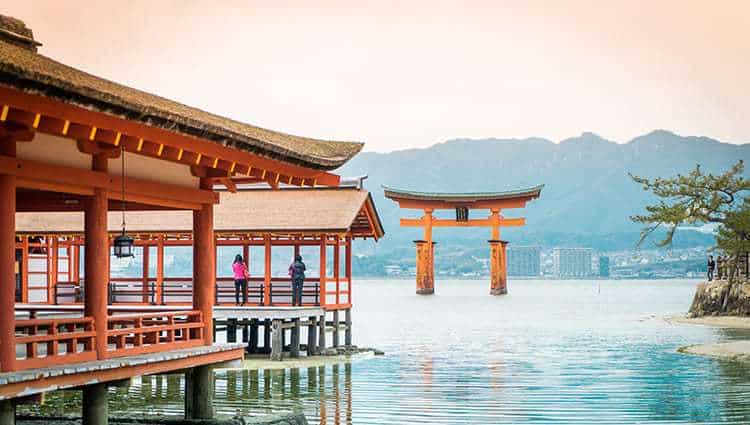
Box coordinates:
[707,255,715,281]
[289,254,306,306]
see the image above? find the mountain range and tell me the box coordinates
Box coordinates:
[338,130,749,259]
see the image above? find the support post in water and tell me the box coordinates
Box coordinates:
[185,365,213,419]
[489,240,509,295]
[318,313,327,353]
[291,318,300,358]
[332,310,340,347]
[0,400,14,425]
[414,240,435,295]
[82,383,108,425]
[345,308,352,346]
[307,316,318,355]
[271,319,283,361]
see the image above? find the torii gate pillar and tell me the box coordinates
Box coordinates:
[489,240,508,295]
[414,240,435,295]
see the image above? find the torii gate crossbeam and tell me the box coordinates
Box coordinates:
[383,185,543,295]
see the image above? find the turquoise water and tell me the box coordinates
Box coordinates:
[25,279,750,424]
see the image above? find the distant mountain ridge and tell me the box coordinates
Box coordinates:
[338,130,749,255]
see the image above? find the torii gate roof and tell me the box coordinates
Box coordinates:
[383,184,544,209]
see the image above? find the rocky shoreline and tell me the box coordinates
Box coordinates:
[688,279,750,317]
[675,279,750,362]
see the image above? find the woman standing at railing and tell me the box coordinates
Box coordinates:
[232,254,250,306]
[289,254,306,306]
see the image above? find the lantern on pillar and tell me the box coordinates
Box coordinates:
[113,145,134,258]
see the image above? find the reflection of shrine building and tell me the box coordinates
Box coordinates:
[26,363,356,422]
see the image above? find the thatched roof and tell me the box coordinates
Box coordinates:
[16,188,384,239]
[0,15,362,171]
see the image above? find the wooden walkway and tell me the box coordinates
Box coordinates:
[0,343,245,400]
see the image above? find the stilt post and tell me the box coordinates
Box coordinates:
[82,383,108,425]
[185,365,213,419]
[332,310,340,347]
[307,316,317,356]
[345,308,352,346]
[318,313,326,353]
[290,318,300,358]
[271,319,283,361]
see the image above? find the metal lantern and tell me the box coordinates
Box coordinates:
[113,145,134,258]
[113,229,134,258]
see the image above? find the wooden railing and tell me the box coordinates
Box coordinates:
[216,277,264,305]
[54,281,83,304]
[15,317,97,369]
[106,310,204,358]
[104,277,331,307]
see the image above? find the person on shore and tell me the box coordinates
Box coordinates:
[232,254,249,306]
[717,255,725,280]
[289,254,306,306]
[707,255,715,281]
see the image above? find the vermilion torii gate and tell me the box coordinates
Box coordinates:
[383,185,543,295]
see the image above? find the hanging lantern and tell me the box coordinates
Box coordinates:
[113,229,134,258]
[113,145,134,258]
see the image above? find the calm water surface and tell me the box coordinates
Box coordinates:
[26,279,750,424]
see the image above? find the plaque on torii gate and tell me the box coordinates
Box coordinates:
[383,185,543,295]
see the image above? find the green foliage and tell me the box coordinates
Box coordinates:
[717,198,750,259]
[630,160,750,247]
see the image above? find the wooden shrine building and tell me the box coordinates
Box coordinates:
[0,15,364,425]
[384,185,543,295]
[14,186,383,313]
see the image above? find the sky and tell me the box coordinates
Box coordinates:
[6,1,750,152]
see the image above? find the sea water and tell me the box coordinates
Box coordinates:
[26,279,750,424]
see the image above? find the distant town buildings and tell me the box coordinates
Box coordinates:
[507,246,541,276]
[598,256,610,277]
[553,247,593,277]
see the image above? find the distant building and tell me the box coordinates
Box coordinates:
[553,248,593,278]
[598,256,610,277]
[508,246,541,276]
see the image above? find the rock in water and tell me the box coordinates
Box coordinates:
[688,280,750,317]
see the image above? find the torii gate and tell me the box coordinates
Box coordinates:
[383,185,543,295]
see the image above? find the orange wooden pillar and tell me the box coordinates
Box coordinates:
[319,235,327,308]
[263,235,271,306]
[193,177,215,345]
[345,236,352,305]
[142,243,150,304]
[243,240,250,304]
[489,240,508,295]
[334,236,340,306]
[156,235,164,305]
[0,136,17,372]
[414,240,435,295]
[85,153,110,359]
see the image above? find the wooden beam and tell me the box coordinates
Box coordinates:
[400,217,526,228]
[0,155,217,209]
[75,139,121,158]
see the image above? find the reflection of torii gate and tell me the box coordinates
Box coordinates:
[383,185,543,295]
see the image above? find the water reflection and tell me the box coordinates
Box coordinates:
[15,280,750,424]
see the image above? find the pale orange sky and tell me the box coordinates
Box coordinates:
[6,1,750,152]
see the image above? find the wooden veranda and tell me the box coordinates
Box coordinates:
[0,14,365,424]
